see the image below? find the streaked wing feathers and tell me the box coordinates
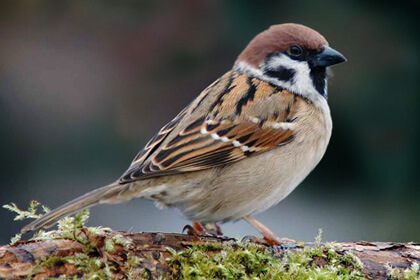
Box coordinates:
[121,118,294,182]
[120,70,300,183]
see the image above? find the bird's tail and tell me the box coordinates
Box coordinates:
[21,181,144,234]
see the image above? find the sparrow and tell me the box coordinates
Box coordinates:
[22,23,346,245]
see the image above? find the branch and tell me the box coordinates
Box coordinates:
[0,231,419,279]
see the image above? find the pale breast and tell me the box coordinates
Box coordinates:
[197,98,332,222]
[145,96,332,223]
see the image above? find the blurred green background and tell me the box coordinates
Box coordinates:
[1,0,419,245]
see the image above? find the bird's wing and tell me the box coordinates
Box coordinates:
[120,71,304,183]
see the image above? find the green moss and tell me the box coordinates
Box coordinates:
[3,200,48,221]
[4,201,143,279]
[5,202,369,280]
[105,234,133,252]
[386,263,420,280]
[24,210,128,279]
[166,242,367,280]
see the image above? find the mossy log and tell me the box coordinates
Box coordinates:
[0,231,419,279]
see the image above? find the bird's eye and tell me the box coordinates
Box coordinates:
[288,45,303,57]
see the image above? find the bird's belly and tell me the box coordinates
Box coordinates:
[142,129,329,224]
[199,137,328,222]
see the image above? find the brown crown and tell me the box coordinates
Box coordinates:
[236,23,328,67]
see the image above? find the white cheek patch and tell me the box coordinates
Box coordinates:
[265,54,317,97]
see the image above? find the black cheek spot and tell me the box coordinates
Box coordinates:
[264,66,296,82]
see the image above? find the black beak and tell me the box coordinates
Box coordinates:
[311,46,347,67]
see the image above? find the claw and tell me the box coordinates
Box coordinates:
[241,235,259,243]
[241,235,273,245]
[183,222,234,241]
[182,224,198,237]
[241,235,297,249]
[182,222,209,238]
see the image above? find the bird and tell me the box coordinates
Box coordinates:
[21,23,346,245]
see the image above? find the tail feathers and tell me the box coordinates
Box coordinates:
[21,182,140,234]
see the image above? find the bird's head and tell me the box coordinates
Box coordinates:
[235,23,346,100]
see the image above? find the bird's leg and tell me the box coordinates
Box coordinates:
[193,222,206,234]
[213,222,223,236]
[184,221,226,239]
[193,222,225,236]
[204,222,224,236]
[215,223,223,235]
[183,221,208,237]
[243,216,281,246]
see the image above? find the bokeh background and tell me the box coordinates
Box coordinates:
[1,0,419,245]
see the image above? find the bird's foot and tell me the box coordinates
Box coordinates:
[183,222,233,240]
[241,235,298,248]
[241,235,281,246]
[182,222,210,236]
[279,237,297,243]
[242,216,297,246]
[204,222,224,237]
[182,224,200,237]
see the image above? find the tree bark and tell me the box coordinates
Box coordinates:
[0,231,419,279]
